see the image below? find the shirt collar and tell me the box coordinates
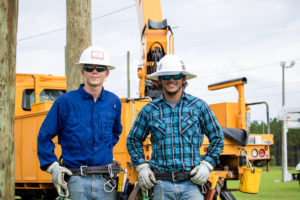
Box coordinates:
[157,91,190,102]
[182,92,190,100]
[156,94,164,102]
[77,84,106,100]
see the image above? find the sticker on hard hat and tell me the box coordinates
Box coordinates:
[158,64,162,70]
[91,51,104,60]
[180,60,186,70]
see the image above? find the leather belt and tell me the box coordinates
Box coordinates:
[155,171,191,182]
[71,165,122,176]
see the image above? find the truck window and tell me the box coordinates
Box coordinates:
[39,89,66,102]
[22,89,35,111]
[22,89,66,111]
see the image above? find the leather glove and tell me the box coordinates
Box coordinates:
[47,161,73,197]
[190,160,213,185]
[136,163,157,190]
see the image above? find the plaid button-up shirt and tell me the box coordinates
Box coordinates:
[127,93,224,172]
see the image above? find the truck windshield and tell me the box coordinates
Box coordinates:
[40,89,66,102]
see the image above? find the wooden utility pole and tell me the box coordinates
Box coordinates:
[66,0,92,91]
[0,1,18,199]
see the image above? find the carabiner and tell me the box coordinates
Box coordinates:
[103,179,116,193]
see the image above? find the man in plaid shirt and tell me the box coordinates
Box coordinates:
[127,55,224,200]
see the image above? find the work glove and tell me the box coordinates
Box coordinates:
[47,161,73,197]
[136,163,157,190]
[190,160,213,185]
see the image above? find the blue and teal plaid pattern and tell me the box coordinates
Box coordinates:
[126,93,224,172]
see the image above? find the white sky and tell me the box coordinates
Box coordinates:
[17,0,300,123]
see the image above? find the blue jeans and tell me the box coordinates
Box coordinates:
[68,175,117,200]
[153,180,204,200]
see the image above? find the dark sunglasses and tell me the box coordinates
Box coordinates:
[161,74,182,80]
[83,65,107,72]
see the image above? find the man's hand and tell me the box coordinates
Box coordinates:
[190,160,213,185]
[47,162,73,197]
[136,163,156,190]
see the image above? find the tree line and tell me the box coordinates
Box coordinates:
[250,118,300,167]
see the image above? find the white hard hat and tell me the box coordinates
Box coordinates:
[76,46,115,70]
[147,54,197,80]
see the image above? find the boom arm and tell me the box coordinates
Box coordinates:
[135,0,173,98]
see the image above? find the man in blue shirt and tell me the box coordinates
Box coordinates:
[38,46,122,200]
[127,55,224,200]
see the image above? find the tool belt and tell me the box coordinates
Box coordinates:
[155,171,191,182]
[71,164,122,176]
[71,164,123,193]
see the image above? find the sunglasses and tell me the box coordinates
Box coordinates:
[161,74,183,80]
[83,65,107,72]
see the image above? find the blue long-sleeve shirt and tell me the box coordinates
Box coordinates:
[38,85,122,170]
[126,93,224,172]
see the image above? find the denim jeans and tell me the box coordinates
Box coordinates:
[68,175,117,200]
[153,180,204,200]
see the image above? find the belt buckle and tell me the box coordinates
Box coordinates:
[80,165,88,176]
[171,172,176,182]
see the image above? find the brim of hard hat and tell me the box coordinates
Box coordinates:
[147,71,197,80]
[75,63,115,70]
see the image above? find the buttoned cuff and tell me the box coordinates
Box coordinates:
[135,158,147,167]
[203,156,215,168]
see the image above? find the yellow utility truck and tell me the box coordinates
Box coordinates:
[14,1,273,199]
[14,74,273,200]
[14,74,66,199]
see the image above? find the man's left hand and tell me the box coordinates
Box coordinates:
[190,160,213,185]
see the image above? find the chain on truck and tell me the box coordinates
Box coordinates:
[14,0,273,199]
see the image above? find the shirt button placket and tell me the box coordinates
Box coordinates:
[171,109,176,166]
[92,102,97,155]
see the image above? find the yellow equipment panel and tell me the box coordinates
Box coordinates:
[113,97,151,183]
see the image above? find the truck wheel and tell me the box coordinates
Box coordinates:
[220,191,236,200]
[16,189,43,200]
[43,189,58,200]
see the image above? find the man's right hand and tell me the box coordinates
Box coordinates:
[136,163,156,190]
[47,162,73,197]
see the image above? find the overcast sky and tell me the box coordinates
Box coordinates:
[16,0,300,124]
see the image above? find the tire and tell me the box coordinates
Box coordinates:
[16,189,43,200]
[220,191,236,200]
[43,189,58,200]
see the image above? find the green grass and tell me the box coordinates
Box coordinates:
[227,166,300,200]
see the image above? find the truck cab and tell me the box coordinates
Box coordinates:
[14,74,66,198]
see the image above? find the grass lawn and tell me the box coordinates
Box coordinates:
[227,166,300,200]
